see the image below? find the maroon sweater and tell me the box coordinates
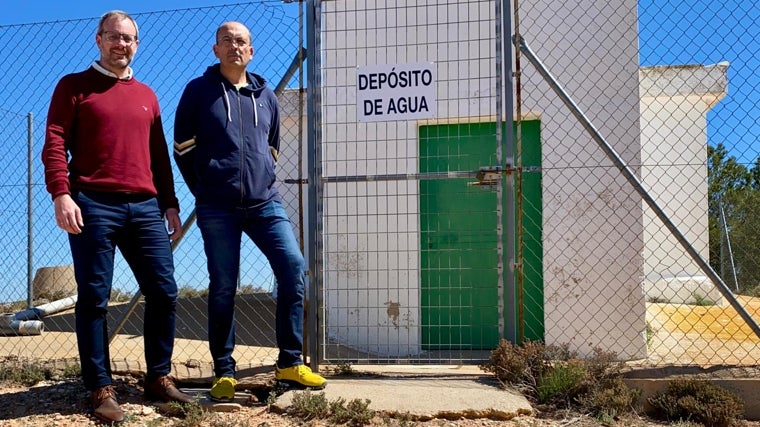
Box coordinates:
[42,66,179,211]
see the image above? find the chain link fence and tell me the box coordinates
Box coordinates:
[0,1,307,373]
[313,0,760,368]
[1,0,760,376]
[512,0,760,366]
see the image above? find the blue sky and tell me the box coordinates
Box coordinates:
[638,0,760,166]
[0,1,238,25]
[3,0,752,166]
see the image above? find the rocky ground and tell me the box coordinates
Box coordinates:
[3,358,760,427]
[0,373,711,427]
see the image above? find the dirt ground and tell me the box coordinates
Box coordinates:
[1,372,753,427]
[4,297,760,425]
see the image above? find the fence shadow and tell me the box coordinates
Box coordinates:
[42,293,277,347]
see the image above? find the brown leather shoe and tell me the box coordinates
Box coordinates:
[90,385,124,424]
[144,375,195,404]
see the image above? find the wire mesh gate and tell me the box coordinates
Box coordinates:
[312,0,517,364]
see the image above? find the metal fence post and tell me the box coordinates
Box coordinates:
[27,112,33,309]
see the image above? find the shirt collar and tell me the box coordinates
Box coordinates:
[92,61,133,80]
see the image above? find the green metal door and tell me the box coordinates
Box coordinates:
[518,120,544,341]
[420,120,543,349]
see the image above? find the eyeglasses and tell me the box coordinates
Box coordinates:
[218,36,249,48]
[99,31,138,45]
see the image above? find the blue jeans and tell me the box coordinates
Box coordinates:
[69,191,178,391]
[197,200,305,378]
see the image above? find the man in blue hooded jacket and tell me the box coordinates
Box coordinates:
[173,21,326,401]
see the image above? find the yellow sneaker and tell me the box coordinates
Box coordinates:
[209,376,237,401]
[275,364,327,389]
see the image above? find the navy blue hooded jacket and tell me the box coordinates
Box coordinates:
[173,64,282,208]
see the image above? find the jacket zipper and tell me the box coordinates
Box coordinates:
[236,89,246,203]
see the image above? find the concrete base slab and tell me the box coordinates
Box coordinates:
[271,375,532,421]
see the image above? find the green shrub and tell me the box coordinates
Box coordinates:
[345,398,375,426]
[288,390,330,420]
[648,378,743,427]
[0,358,84,386]
[537,360,586,405]
[578,376,641,419]
[329,396,374,426]
[288,390,374,425]
[166,400,206,427]
[331,361,356,376]
[60,363,81,379]
[0,361,51,386]
[329,397,350,423]
[645,322,656,347]
[692,293,716,306]
[481,339,563,395]
[482,339,640,418]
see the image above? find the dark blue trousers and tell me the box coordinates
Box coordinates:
[69,190,178,391]
[197,200,306,378]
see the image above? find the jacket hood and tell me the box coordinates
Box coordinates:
[202,64,268,125]
[202,64,268,95]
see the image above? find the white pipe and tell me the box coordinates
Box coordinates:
[0,314,44,335]
[13,295,77,321]
[1,320,44,335]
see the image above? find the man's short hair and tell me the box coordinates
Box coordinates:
[97,10,139,39]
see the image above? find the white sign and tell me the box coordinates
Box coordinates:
[356,62,436,122]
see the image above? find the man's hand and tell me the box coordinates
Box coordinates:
[165,207,182,240]
[54,194,83,234]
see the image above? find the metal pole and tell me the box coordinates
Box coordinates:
[297,6,306,255]
[274,47,307,97]
[512,0,526,343]
[306,0,323,369]
[718,198,739,292]
[27,112,34,309]
[502,0,517,344]
[518,36,760,340]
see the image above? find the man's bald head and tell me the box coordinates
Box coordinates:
[216,21,251,46]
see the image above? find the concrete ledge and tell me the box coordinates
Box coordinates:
[639,62,728,106]
[643,275,725,305]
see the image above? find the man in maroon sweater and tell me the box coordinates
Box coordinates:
[41,10,193,424]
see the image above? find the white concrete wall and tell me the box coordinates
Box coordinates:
[639,63,728,304]
[518,0,647,359]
